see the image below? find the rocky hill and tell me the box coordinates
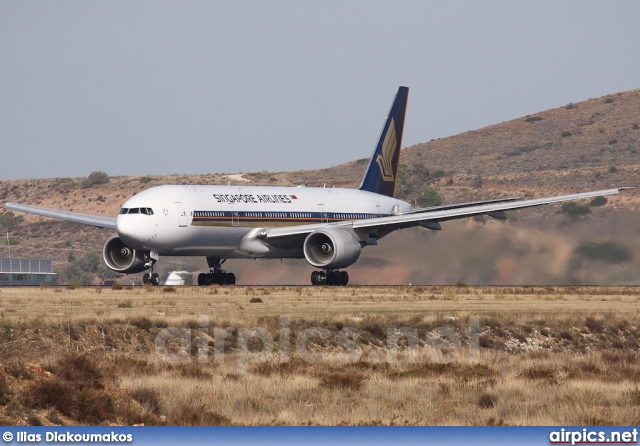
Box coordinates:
[0,89,638,285]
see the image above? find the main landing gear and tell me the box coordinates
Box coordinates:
[198,258,236,286]
[311,270,349,286]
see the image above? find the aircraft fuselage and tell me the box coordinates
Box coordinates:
[116,185,410,258]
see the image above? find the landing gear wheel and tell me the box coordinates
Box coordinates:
[224,273,236,285]
[197,259,236,286]
[150,273,160,286]
[143,273,150,285]
[311,270,347,286]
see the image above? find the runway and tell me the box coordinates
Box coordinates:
[1,285,638,323]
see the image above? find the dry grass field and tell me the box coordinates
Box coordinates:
[1,285,640,426]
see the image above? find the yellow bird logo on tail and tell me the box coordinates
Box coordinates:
[375,118,397,182]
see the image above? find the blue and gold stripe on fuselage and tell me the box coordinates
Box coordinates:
[192,210,385,227]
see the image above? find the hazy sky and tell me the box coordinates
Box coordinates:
[1,1,639,180]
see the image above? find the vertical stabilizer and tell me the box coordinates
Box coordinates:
[358,86,409,197]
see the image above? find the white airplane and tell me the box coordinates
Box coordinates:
[4,87,632,286]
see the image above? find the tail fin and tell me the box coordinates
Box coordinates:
[358,86,409,197]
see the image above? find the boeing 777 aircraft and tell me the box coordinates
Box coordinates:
[4,87,632,286]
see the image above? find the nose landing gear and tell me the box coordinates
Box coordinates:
[142,254,160,286]
[142,272,160,286]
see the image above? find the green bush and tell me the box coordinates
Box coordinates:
[432,169,446,179]
[604,98,614,104]
[574,241,631,264]
[394,164,431,201]
[608,164,617,173]
[609,139,618,145]
[80,171,110,189]
[633,123,639,130]
[139,176,152,184]
[561,131,572,138]
[61,252,120,285]
[418,186,442,207]
[524,116,543,122]
[0,212,24,229]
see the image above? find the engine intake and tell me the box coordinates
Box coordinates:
[303,228,361,269]
[103,236,150,274]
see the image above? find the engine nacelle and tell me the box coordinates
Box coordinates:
[303,228,361,269]
[103,236,150,274]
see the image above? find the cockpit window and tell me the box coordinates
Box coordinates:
[119,207,154,215]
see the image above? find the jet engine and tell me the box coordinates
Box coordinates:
[102,236,150,274]
[303,228,361,269]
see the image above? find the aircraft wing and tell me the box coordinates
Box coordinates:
[402,197,521,214]
[265,187,632,241]
[3,202,117,229]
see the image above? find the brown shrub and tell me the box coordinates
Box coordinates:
[52,354,104,389]
[171,405,231,425]
[130,316,153,331]
[459,364,497,381]
[172,362,213,380]
[222,373,243,382]
[250,357,308,377]
[21,354,115,423]
[362,321,387,340]
[102,356,158,378]
[585,316,605,333]
[130,387,162,414]
[477,392,497,408]
[0,372,10,405]
[519,366,557,380]
[24,377,114,423]
[27,414,43,426]
[563,360,604,380]
[4,362,33,380]
[46,411,65,425]
[319,372,365,391]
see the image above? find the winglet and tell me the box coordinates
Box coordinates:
[358,86,409,197]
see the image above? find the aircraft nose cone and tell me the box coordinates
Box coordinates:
[116,215,139,245]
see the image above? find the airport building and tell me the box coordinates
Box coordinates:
[0,258,55,285]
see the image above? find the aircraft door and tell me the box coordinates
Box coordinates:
[318,204,328,223]
[174,202,188,227]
